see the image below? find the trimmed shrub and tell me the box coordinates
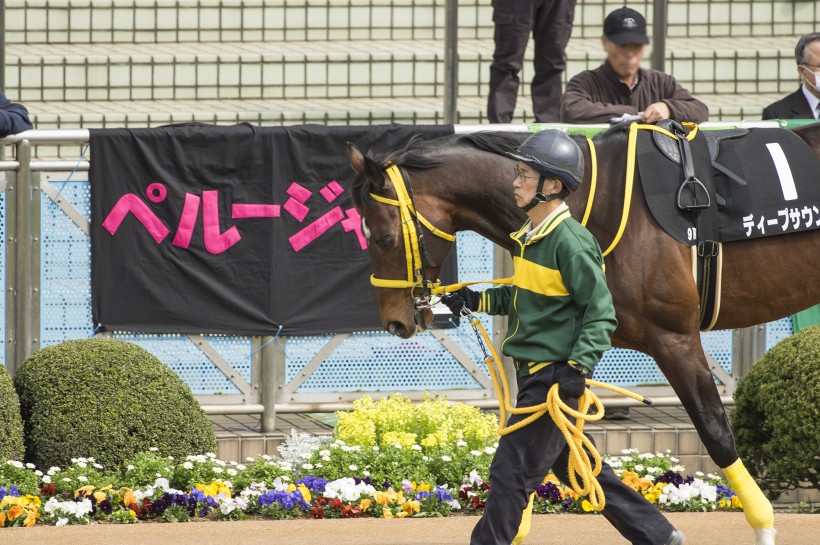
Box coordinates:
[0,364,25,461]
[731,324,820,499]
[14,338,216,469]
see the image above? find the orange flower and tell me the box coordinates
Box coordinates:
[123,489,137,507]
[74,485,95,499]
[359,498,372,512]
[0,511,6,527]
[23,511,39,527]
[6,506,25,521]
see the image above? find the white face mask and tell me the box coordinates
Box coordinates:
[803,68,820,93]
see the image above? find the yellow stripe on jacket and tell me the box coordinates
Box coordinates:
[512,256,569,297]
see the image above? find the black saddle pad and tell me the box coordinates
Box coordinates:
[638,127,820,245]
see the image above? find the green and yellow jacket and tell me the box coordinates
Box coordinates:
[478,203,617,375]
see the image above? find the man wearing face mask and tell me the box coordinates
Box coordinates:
[440,130,685,545]
[561,6,708,124]
[763,32,820,120]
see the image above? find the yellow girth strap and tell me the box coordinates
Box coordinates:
[601,121,698,257]
[368,164,456,291]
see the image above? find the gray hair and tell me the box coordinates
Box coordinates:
[795,32,820,65]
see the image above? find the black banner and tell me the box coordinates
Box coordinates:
[90,123,455,336]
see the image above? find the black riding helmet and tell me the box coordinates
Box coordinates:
[507,130,584,211]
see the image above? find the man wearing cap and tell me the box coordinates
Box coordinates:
[561,6,708,124]
[487,0,577,123]
[441,130,685,545]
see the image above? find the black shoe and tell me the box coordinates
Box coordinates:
[603,406,631,420]
[664,529,686,545]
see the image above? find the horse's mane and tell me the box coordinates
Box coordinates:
[351,125,630,206]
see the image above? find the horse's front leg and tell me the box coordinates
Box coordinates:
[648,330,775,545]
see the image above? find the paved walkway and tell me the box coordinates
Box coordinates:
[4,513,815,545]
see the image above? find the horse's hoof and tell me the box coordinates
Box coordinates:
[754,528,776,545]
[664,529,685,545]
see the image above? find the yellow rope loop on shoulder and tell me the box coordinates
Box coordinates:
[472,317,649,513]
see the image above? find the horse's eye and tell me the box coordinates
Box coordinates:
[380,236,397,249]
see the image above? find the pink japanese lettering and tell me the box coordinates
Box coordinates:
[172,193,201,249]
[289,207,346,252]
[102,193,171,244]
[202,190,242,254]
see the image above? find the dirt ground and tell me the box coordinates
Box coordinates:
[2,513,816,545]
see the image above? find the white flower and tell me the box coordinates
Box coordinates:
[302,463,314,470]
[669,457,680,463]
[372,446,380,451]
[127,465,135,471]
[393,443,403,449]
[227,468,238,476]
[362,470,370,477]
[56,518,69,526]
[441,456,452,462]
[422,456,430,462]
[213,467,224,474]
[695,471,704,477]
[634,464,644,472]
[246,457,255,463]
[25,462,35,469]
[319,450,330,457]
[411,445,422,451]
[183,461,194,470]
[484,446,496,455]
[149,447,159,452]
[321,456,331,462]
[349,465,358,471]
[315,463,323,469]
[9,460,24,469]
[322,478,376,503]
[456,441,467,447]
[468,470,484,486]
[206,452,217,458]
[62,478,72,482]
[35,470,43,477]
[42,475,51,484]
[470,450,482,457]
[236,464,246,471]
[154,477,171,492]
[77,475,88,482]
[93,463,103,469]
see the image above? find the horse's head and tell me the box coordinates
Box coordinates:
[348,143,455,338]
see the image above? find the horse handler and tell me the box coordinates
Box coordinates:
[441,130,685,545]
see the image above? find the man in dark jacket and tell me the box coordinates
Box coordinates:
[763,32,820,120]
[561,6,708,124]
[487,0,576,123]
[0,92,33,136]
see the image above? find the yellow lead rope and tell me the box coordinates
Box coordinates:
[471,316,651,512]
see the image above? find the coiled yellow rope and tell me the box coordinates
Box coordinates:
[472,317,651,511]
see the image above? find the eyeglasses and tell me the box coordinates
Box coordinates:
[514,166,540,181]
[801,63,820,70]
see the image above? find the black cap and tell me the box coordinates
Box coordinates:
[604,7,650,45]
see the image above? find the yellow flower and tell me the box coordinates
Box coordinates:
[417,483,430,493]
[382,507,393,518]
[359,498,372,512]
[402,500,420,516]
[0,511,6,527]
[23,511,39,527]
[74,485,95,499]
[581,500,595,512]
[123,489,137,507]
[297,484,311,503]
[93,491,108,503]
[731,496,742,509]
[21,495,41,507]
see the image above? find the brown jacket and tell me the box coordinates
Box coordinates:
[560,62,709,124]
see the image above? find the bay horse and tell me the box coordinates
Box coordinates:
[348,122,820,545]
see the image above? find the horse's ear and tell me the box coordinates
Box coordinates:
[348,142,386,192]
[348,142,365,174]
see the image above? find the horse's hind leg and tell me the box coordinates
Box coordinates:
[648,330,775,545]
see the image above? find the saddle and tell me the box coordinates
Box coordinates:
[652,120,749,206]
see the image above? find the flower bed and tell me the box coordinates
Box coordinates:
[0,395,743,527]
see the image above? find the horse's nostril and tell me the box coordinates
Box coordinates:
[387,321,405,337]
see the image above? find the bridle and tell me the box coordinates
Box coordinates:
[368,164,456,311]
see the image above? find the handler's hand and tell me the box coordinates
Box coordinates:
[554,363,588,402]
[440,288,480,315]
[640,101,671,123]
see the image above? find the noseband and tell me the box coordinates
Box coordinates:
[369,164,456,310]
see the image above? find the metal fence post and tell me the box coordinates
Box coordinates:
[4,148,16,374]
[443,0,458,124]
[260,334,286,433]
[10,139,39,372]
[732,325,766,383]
[651,0,667,72]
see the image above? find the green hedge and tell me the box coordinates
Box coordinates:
[0,364,25,461]
[14,338,216,469]
[731,325,820,499]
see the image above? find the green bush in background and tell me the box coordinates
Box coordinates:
[0,364,25,461]
[731,324,820,499]
[14,338,216,469]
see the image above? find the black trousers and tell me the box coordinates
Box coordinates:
[487,0,576,123]
[470,365,676,545]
